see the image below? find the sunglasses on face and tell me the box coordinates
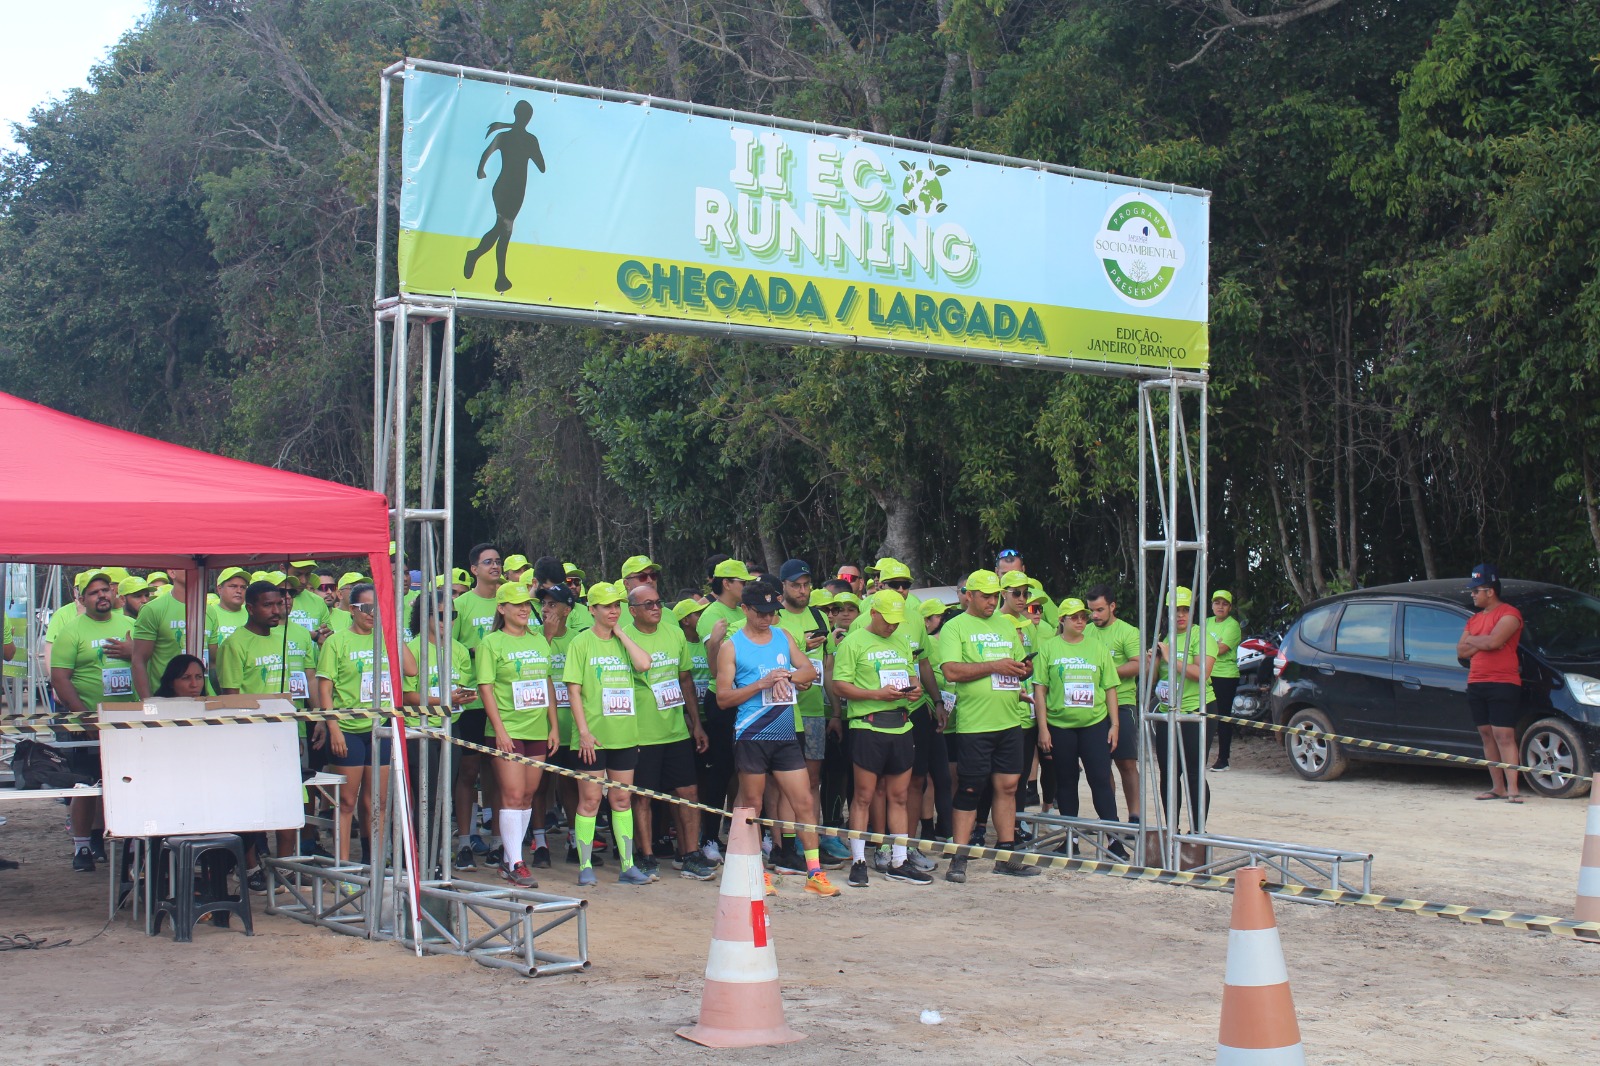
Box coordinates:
[319,583,336,591]
[352,603,375,614]
[884,580,911,591]
[631,599,663,610]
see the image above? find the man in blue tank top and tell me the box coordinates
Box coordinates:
[716,582,840,897]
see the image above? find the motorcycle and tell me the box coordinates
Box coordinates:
[1228,604,1289,720]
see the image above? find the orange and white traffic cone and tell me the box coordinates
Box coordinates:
[1576,787,1600,922]
[676,806,805,1048]
[1217,866,1304,1064]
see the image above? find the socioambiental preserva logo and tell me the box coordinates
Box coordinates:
[1095,194,1186,305]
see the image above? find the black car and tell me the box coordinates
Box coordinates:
[1269,579,1600,797]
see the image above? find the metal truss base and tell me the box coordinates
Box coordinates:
[1018,812,1373,898]
[395,878,589,976]
[263,855,374,935]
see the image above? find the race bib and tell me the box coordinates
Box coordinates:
[512,678,550,711]
[809,657,824,682]
[990,672,1021,692]
[359,671,394,703]
[878,667,911,692]
[652,677,686,710]
[602,686,635,716]
[288,671,310,701]
[1064,681,1096,708]
[761,673,796,707]
[1155,679,1172,707]
[554,680,570,708]
[940,691,956,714]
[694,679,709,701]
[101,665,133,698]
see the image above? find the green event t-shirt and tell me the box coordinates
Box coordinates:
[218,623,317,707]
[548,627,578,747]
[934,610,1026,735]
[684,639,711,720]
[568,602,594,632]
[3,613,27,679]
[289,589,331,636]
[44,603,79,645]
[698,599,745,692]
[50,613,134,708]
[133,591,190,692]
[1155,625,1219,712]
[328,609,354,634]
[206,604,249,652]
[832,626,916,735]
[1086,617,1141,711]
[402,634,473,727]
[561,628,639,749]
[316,627,394,734]
[775,606,830,722]
[474,628,553,741]
[1209,615,1243,679]
[1033,633,1119,729]
[628,624,692,746]
[451,589,500,709]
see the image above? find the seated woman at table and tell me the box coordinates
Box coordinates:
[155,655,207,699]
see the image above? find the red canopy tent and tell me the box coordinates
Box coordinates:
[0,390,400,661]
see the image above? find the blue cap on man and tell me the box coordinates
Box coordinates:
[778,559,811,583]
[1466,563,1500,589]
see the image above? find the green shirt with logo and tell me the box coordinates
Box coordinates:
[289,589,330,636]
[1033,633,1118,729]
[218,624,318,723]
[317,628,393,734]
[775,606,830,723]
[51,613,134,708]
[832,627,916,734]
[475,628,553,741]
[628,624,692,746]
[698,600,745,693]
[562,629,639,749]
[1086,617,1141,711]
[402,634,473,727]
[133,592,190,693]
[934,611,1026,735]
[1209,615,1243,679]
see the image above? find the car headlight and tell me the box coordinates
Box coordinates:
[1563,672,1600,707]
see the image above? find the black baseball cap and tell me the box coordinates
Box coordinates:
[740,585,782,613]
[778,559,811,583]
[1466,563,1500,590]
[537,584,577,607]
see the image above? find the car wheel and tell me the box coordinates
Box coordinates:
[1519,717,1592,799]
[1285,707,1348,782]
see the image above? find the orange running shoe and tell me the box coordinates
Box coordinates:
[804,870,840,897]
[764,870,777,896]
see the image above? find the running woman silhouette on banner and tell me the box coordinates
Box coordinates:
[464,99,545,293]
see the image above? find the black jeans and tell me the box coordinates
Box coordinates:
[1153,708,1212,832]
[1210,677,1239,765]
[698,694,737,843]
[1047,717,1119,820]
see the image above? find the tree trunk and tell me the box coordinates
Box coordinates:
[1582,445,1600,567]
[1398,430,1437,580]
[930,0,963,143]
[757,504,783,576]
[874,489,922,581]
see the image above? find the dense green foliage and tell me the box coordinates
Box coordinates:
[3,0,1597,611]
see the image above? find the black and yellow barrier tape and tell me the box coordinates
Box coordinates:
[1202,709,1592,784]
[0,709,387,733]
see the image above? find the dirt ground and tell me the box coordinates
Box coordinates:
[3,732,1596,1065]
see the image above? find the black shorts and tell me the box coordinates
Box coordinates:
[851,728,915,777]
[635,738,697,792]
[956,727,1024,779]
[944,727,962,765]
[910,702,935,776]
[1110,704,1138,761]
[576,745,639,774]
[734,737,806,775]
[548,743,582,771]
[457,708,489,748]
[1467,682,1521,729]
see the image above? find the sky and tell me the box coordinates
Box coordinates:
[0,1,153,152]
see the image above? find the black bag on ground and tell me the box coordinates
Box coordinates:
[8,739,95,790]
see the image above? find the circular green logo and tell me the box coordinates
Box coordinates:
[1095,195,1186,305]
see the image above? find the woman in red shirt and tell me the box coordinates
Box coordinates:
[1455,564,1525,802]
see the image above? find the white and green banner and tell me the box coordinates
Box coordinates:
[398,69,1209,370]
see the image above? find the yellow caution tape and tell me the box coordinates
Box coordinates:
[1205,710,1592,784]
[0,709,387,733]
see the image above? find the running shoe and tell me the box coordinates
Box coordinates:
[773,848,808,876]
[1015,825,1035,844]
[502,861,537,888]
[1209,762,1230,772]
[1020,782,1041,810]
[820,836,852,861]
[887,862,933,885]
[89,829,107,863]
[485,844,505,868]
[454,845,477,871]
[565,843,580,865]
[817,850,844,871]
[906,849,938,873]
[764,870,777,896]
[804,871,840,897]
[530,845,552,869]
[994,856,1042,878]
[638,858,661,882]
[618,865,652,886]
[847,860,870,888]
[578,867,597,888]
[680,853,717,881]
[945,857,968,884]
[469,833,488,855]
[671,853,686,870]
[246,866,268,892]
[1107,838,1130,861]
[72,846,95,873]
[873,845,891,872]
[701,839,723,865]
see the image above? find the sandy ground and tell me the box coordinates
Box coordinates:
[2,731,1596,1065]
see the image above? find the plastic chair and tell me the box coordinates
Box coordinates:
[151,833,254,942]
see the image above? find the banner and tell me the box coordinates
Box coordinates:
[398,69,1209,371]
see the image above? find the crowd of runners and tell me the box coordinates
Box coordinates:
[18,550,1242,897]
